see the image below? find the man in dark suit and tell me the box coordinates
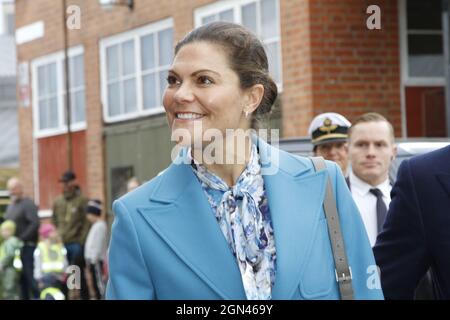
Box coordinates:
[373,145,450,299]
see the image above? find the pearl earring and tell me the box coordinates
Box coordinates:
[245,110,249,119]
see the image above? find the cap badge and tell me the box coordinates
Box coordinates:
[319,118,337,134]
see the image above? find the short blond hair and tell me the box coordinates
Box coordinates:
[348,112,395,142]
[1,220,16,234]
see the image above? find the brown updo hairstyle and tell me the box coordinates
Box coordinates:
[174,21,278,129]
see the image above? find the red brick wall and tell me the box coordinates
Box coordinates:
[16,0,403,204]
[37,131,87,209]
[280,0,314,137]
[15,0,214,203]
[281,0,401,137]
[16,0,84,200]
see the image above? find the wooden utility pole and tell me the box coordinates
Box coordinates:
[62,0,73,170]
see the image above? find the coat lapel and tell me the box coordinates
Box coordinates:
[256,138,328,299]
[137,138,328,300]
[137,159,246,300]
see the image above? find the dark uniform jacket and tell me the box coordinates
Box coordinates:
[374,145,450,299]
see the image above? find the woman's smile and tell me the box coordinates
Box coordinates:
[175,112,205,121]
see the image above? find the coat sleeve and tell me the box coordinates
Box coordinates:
[105,199,156,300]
[329,161,384,300]
[52,200,59,229]
[373,159,430,299]
[20,199,40,242]
[78,198,91,245]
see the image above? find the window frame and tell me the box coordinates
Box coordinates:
[100,18,173,124]
[194,0,283,91]
[31,46,86,138]
[399,0,445,86]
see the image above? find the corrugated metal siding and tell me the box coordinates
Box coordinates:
[0,36,16,77]
[0,107,19,167]
[0,76,18,167]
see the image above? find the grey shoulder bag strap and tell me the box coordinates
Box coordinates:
[310,156,354,300]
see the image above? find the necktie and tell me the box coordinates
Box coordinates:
[369,188,387,234]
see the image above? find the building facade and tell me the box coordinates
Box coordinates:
[15,0,448,212]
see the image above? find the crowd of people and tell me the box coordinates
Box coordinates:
[0,173,110,300]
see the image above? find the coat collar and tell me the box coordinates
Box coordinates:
[137,137,328,299]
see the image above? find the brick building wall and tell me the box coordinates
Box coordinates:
[16,0,216,205]
[16,0,403,206]
[280,0,315,137]
[282,0,401,137]
[16,0,84,201]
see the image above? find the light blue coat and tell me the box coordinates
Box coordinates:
[106,137,383,300]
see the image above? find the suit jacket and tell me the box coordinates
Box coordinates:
[374,145,450,299]
[106,137,383,300]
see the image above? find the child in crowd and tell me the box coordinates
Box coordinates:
[34,223,68,300]
[84,200,108,300]
[0,220,23,300]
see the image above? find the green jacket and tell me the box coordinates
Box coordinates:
[0,236,23,270]
[0,236,22,299]
[52,190,90,245]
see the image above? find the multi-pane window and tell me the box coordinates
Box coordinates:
[141,28,173,111]
[37,62,58,130]
[406,0,443,78]
[106,40,137,117]
[195,0,282,88]
[101,19,173,122]
[68,54,86,124]
[33,48,86,136]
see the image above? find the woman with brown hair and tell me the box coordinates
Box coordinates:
[106,22,382,300]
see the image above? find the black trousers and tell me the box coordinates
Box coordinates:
[65,243,89,300]
[20,245,40,300]
[88,261,105,300]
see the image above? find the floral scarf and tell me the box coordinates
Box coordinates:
[189,144,276,300]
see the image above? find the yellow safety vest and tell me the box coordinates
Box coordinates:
[40,287,65,300]
[38,242,66,274]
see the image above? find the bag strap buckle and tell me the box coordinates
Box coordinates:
[335,267,352,283]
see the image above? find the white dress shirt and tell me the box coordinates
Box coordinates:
[349,171,391,247]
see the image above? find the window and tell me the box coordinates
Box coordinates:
[195,0,282,89]
[68,54,86,124]
[100,19,173,123]
[32,47,86,137]
[402,0,444,84]
[400,0,447,137]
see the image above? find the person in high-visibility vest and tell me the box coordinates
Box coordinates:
[40,286,65,300]
[33,223,68,298]
[0,220,23,299]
